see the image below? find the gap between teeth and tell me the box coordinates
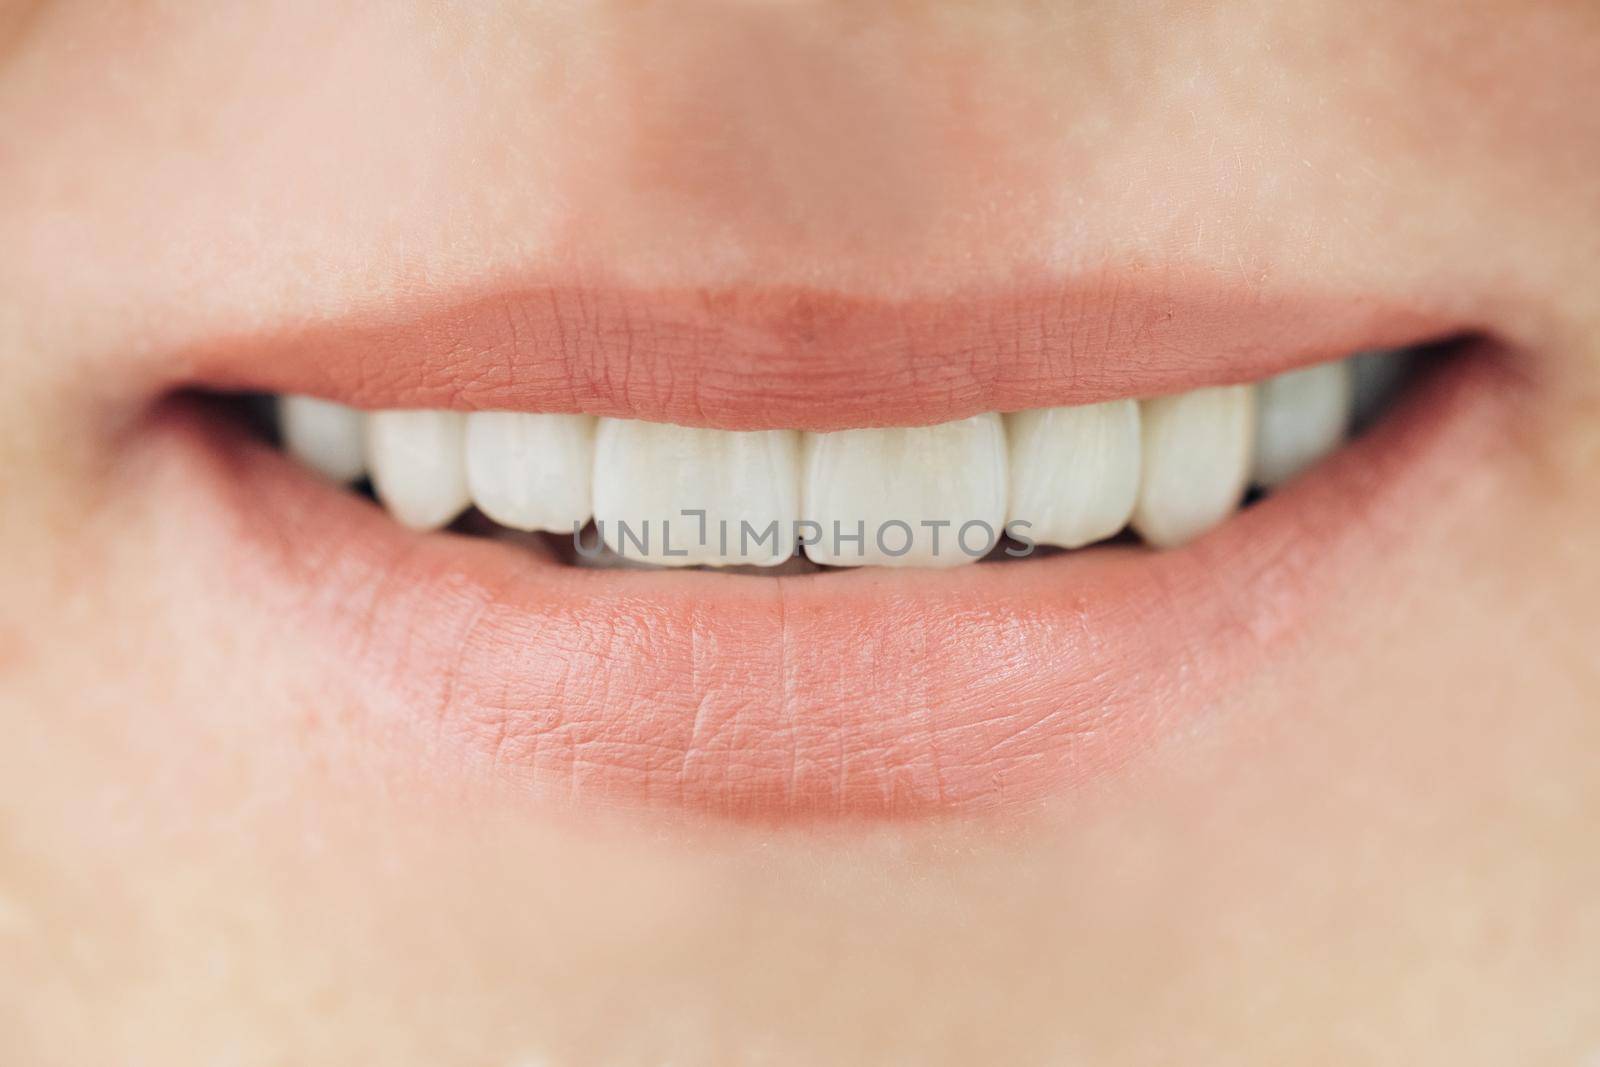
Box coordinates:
[275,350,1409,568]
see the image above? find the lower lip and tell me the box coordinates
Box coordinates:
[148,350,1509,820]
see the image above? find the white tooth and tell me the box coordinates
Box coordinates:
[365,410,471,530]
[278,395,366,483]
[801,414,1008,568]
[1251,362,1353,489]
[465,412,595,533]
[592,421,801,567]
[1350,349,1411,429]
[1131,385,1255,549]
[1005,400,1140,549]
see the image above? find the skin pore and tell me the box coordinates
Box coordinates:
[2,1,1599,1062]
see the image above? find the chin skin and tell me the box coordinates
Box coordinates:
[3,0,1600,1063]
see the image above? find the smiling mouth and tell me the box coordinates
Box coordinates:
[145,276,1510,820]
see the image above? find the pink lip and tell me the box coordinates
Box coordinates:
[175,274,1458,430]
[142,345,1510,820]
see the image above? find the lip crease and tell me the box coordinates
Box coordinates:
[141,339,1511,821]
[172,273,1463,430]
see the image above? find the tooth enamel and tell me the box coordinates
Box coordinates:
[1350,349,1412,430]
[801,414,1008,568]
[1251,362,1353,489]
[592,421,801,566]
[1131,385,1255,549]
[465,412,596,533]
[1005,400,1140,549]
[278,395,367,483]
[365,410,471,531]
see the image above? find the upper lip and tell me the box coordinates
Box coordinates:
[170,273,1463,428]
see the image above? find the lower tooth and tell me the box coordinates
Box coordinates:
[569,540,676,571]
[365,410,471,531]
[591,421,801,567]
[278,395,366,483]
[801,414,1008,568]
[1251,362,1353,489]
[1005,399,1141,549]
[1131,385,1255,549]
[464,412,595,533]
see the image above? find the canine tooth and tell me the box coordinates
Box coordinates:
[802,414,1008,568]
[1131,385,1255,549]
[1006,400,1140,549]
[365,410,471,530]
[1252,362,1353,488]
[1350,349,1411,429]
[465,412,595,533]
[278,395,366,483]
[592,421,801,566]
